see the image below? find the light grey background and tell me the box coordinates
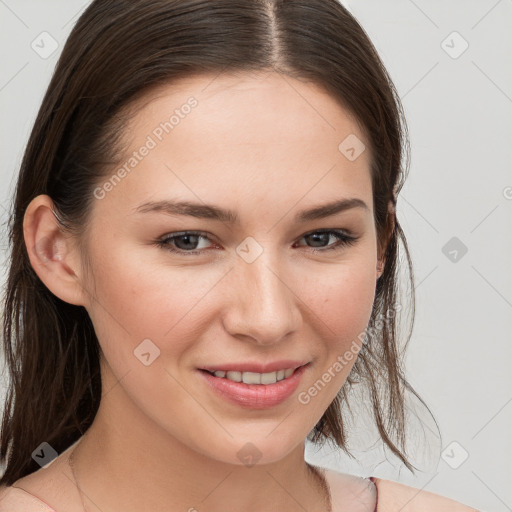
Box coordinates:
[0,1,511,511]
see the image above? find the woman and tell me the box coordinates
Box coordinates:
[0,1,479,510]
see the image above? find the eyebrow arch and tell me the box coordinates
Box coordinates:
[134,197,369,223]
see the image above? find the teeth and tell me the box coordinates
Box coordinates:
[210,368,297,385]
[260,372,276,385]
[243,372,261,384]
[226,371,242,382]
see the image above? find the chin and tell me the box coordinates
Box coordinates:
[191,430,305,468]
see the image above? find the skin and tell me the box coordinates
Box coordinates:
[23,71,390,512]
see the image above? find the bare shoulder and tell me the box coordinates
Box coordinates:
[0,443,81,512]
[0,484,56,511]
[370,476,480,512]
[321,467,377,512]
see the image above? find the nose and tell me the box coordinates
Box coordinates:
[222,253,301,346]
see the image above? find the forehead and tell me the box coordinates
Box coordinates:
[96,71,373,222]
[131,71,367,146]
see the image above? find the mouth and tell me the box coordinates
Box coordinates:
[199,364,306,385]
[197,362,311,409]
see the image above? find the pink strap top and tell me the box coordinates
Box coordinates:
[1,475,480,511]
[0,478,379,511]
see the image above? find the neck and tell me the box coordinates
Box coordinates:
[69,374,331,512]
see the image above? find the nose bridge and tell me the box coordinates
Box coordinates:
[225,246,299,344]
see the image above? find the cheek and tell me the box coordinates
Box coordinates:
[82,244,229,362]
[297,257,377,398]
[309,257,377,342]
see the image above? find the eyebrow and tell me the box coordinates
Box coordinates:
[134,197,369,223]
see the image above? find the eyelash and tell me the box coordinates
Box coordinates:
[154,229,358,255]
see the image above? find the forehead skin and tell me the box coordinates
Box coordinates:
[88,70,374,239]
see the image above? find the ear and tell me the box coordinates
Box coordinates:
[376,200,396,280]
[23,194,87,306]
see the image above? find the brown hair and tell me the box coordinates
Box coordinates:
[1,0,432,484]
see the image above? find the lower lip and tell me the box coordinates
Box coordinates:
[198,364,309,409]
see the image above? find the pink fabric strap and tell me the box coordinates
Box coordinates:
[369,476,480,512]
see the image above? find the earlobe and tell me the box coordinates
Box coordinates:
[23,194,87,306]
[376,260,384,279]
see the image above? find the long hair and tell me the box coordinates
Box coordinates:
[1,0,430,484]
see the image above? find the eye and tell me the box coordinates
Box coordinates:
[155,229,358,255]
[294,229,358,252]
[155,231,214,254]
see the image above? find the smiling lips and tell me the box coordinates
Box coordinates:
[198,361,310,408]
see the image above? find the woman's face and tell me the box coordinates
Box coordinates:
[80,71,381,465]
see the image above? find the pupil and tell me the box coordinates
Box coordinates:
[308,233,329,247]
[177,235,198,250]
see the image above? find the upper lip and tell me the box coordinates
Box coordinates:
[199,360,309,374]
